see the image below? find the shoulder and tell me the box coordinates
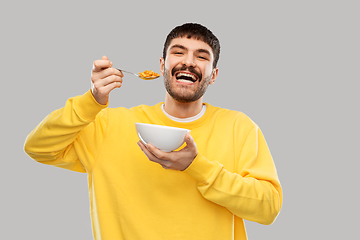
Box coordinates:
[99,103,161,120]
[205,103,257,128]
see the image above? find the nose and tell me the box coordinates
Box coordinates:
[182,54,196,68]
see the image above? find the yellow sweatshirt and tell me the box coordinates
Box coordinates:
[24,90,282,240]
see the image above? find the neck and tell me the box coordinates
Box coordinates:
[164,93,204,118]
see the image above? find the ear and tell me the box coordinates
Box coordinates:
[209,67,218,85]
[159,57,165,76]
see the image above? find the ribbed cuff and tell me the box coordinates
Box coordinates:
[74,90,108,121]
[184,153,222,184]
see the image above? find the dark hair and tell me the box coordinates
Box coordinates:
[163,23,220,68]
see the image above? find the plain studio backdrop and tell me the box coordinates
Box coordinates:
[1,0,358,239]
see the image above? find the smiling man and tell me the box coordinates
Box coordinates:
[25,23,282,240]
[163,37,217,104]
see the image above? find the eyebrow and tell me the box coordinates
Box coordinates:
[197,48,211,56]
[169,44,211,56]
[169,44,187,51]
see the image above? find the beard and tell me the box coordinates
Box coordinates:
[163,66,212,103]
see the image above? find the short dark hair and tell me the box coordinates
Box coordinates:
[163,23,220,68]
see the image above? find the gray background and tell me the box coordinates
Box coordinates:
[1,0,359,239]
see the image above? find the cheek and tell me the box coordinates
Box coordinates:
[164,61,171,71]
[202,65,213,77]
[165,59,177,71]
[165,56,183,70]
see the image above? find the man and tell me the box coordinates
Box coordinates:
[25,23,282,240]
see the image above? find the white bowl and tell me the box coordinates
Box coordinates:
[135,123,190,152]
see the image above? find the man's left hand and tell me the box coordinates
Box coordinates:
[137,133,198,171]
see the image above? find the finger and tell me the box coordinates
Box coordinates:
[92,68,124,83]
[137,141,155,158]
[140,141,160,159]
[91,74,123,94]
[92,73,122,95]
[137,141,169,166]
[99,79,122,93]
[92,60,111,72]
[101,74,123,87]
[145,143,172,160]
[101,56,114,67]
[93,58,112,72]
[161,165,170,169]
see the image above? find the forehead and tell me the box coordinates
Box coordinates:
[167,37,213,56]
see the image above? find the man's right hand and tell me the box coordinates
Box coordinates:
[91,56,124,105]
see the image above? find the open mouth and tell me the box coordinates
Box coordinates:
[175,72,199,84]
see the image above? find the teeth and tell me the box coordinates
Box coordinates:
[177,79,194,83]
[176,72,196,81]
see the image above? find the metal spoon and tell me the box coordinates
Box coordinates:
[117,69,160,80]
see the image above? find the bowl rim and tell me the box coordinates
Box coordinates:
[135,122,190,132]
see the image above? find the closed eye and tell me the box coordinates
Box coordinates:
[171,51,184,56]
[197,54,210,61]
[196,49,211,61]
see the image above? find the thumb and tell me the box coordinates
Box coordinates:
[101,56,113,67]
[184,132,196,149]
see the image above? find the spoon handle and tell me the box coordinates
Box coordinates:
[116,69,138,77]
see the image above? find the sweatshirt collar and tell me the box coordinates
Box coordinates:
[160,104,207,123]
[153,102,213,129]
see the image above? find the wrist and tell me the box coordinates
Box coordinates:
[75,90,108,121]
[183,153,222,183]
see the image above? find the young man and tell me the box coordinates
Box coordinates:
[25,23,282,240]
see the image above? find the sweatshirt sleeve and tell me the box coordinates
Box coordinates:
[24,90,108,173]
[184,126,282,225]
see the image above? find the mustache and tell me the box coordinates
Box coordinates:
[171,65,202,81]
